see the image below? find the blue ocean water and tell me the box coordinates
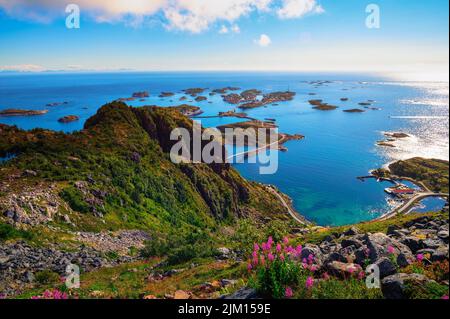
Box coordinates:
[0,72,448,226]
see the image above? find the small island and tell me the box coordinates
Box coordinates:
[168,104,203,117]
[58,115,80,123]
[212,87,241,94]
[309,100,338,111]
[217,120,304,153]
[183,88,205,97]
[195,96,208,102]
[343,108,365,113]
[0,109,49,116]
[132,91,150,98]
[46,102,69,107]
[159,92,174,98]
[385,132,410,139]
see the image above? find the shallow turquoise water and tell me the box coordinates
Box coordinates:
[1,72,448,226]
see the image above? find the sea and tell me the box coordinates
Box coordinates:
[0,72,448,226]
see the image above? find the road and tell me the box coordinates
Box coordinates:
[226,134,287,162]
[265,186,310,225]
[377,192,449,221]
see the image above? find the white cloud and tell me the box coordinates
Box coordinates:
[0,0,323,32]
[164,0,273,33]
[277,0,324,19]
[231,24,241,33]
[255,34,271,47]
[219,24,241,34]
[219,25,229,34]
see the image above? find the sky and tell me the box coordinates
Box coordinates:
[0,0,448,81]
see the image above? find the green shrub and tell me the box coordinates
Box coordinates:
[0,223,33,241]
[60,186,90,213]
[35,270,61,285]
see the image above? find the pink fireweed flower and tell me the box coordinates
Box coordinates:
[322,272,330,280]
[348,267,355,275]
[254,243,260,252]
[268,253,275,262]
[302,262,308,269]
[283,237,289,245]
[286,246,294,254]
[388,246,395,254]
[247,263,253,272]
[252,256,259,266]
[296,245,303,254]
[268,236,273,245]
[305,277,314,289]
[276,244,282,253]
[442,295,449,300]
[308,254,314,265]
[358,271,365,280]
[285,287,293,298]
[309,265,317,272]
[261,242,267,251]
[252,250,258,260]
[280,254,285,261]
[260,255,266,266]
[417,253,424,262]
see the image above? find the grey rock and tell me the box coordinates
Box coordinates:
[362,233,414,265]
[400,237,424,253]
[324,252,348,264]
[422,239,442,249]
[344,227,360,236]
[382,273,431,299]
[300,244,323,264]
[3,210,15,220]
[375,257,397,279]
[221,288,259,299]
[326,261,362,279]
[341,238,363,249]
[437,230,449,241]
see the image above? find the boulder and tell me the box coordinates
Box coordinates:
[300,244,323,264]
[431,246,449,262]
[174,290,191,299]
[400,237,424,253]
[362,233,414,266]
[344,227,360,236]
[222,288,259,299]
[382,273,431,299]
[326,261,362,279]
[422,239,442,250]
[437,230,449,242]
[324,252,348,264]
[375,257,397,279]
[341,238,363,249]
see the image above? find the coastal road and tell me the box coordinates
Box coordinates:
[226,134,287,162]
[377,192,449,221]
[265,186,309,226]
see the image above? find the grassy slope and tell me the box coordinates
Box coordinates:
[0,103,289,240]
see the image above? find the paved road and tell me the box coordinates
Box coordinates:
[266,186,309,225]
[377,192,449,221]
[226,134,286,161]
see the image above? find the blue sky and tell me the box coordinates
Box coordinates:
[0,0,448,80]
